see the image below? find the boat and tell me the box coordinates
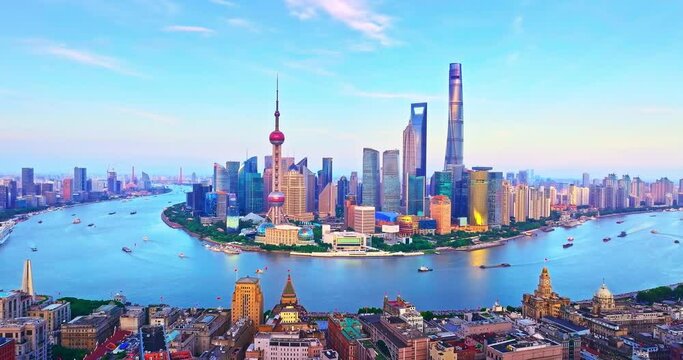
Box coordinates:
[616,220,625,224]
[143,236,149,241]
[603,237,611,242]
[522,231,534,237]
[108,212,116,215]
[650,230,658,234]
[563,243,574,249]
[87,223,95,227]
[434,251,441,255]
[255,267,268,274]
[72,218,81,224]
[418,266,433,272]
[675,240,680,244]
[0,221,15,246]
[178,252,186,258]
[617,231,627,238]
[71,213,76,216]
[567,237,574,242]
[540,226,555,232]
[479,263,511,269]
[122,247,133,253]
[31,247,38,252]
[38,220,43,224]
[650,214,657,217]
[130,211,137,215]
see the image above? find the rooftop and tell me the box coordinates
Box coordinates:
[237,276,260,284]
[42,303,66,311]
[490,337,559,353]
[541,316,589,333]
[335,317,367,341]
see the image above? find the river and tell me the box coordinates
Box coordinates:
[1,186,681,312]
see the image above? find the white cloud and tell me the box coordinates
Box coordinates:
[116,107,180,126]
[209,0,236,6]
[636,107,678,115]
[285,0,395,46]
[344,84,443,102]
[23,39,143,77]
[284,59,335,76]
[226,18,260,32]
[163,25,215,35]
[512,15,524,34]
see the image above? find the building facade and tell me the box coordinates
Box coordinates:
[231,277,264,326]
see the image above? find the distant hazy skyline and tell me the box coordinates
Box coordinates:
[1,1,682,179]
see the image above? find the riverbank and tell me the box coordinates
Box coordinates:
[290,250,424,258]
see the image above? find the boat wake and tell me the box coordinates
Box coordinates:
[626,222,655,234]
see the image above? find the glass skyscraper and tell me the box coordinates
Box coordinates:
[213,163,229,192]
[361,148,380,208]
[445,63,464,169]
[238,156,263,214]
[337,176,349,208]
[407,175,426,216]
[432,171,453,198]
[487,172,504,226]
[410,103,427,177]
[321,157,333,189]
[382,150,400,212]
[74,167,87,193]
[226,161,240,193]
[21,167,34,196]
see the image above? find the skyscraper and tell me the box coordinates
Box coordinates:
[321,157,333,189]
[74,167,87,192]
[444,63,464,169]
[62,178,73,203]
[265,79,288,225]
[582,172,590,187]
[231,277,264,325]
[349,172,359,196]
[469,167,490,227]
[410,103,427,176]
[213,163,229,192]
[361,148,380,208]
[432,171,452,198]
[282,168,306,219]
[407,176,426,216]
[107,171,118,195]
[430,195,451,235]
[318,183,336,218]
[226,161,240,193]
[238,156,263,214]
[381,150,400,212]
[487,172,503,227]
[336,176,349,208]
[21,167,34,196]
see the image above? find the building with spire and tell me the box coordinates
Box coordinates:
[265,78,288,225]
[591,282,616,315]
[21,259,35,298]
[522,268,570,320]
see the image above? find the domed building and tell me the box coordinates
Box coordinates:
[592,281,616,315]
[256,222,275,237]
[298,227,314,241]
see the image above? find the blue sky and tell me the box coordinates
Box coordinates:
[1,0,682,180]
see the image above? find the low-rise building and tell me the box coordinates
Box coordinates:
[209,318,256,360]
[187,310,230,354]
[0,291,32,320]
[263,225,301,246]
[0,317,48,360]
[383,296,424,332]
[486,335,562,360]
[0,337,15,360]
[61,305,122,350]
[327,316,368,360]
[120,305,147,333]
[28,302,71,339]
[537,317,588,360]
[149,306,182,329]
[248,332,323,360]
[429,341,456,360]
[323,232,368,252]
[359,315,429,360]
[452,312,512,337]
[653,323,683,346]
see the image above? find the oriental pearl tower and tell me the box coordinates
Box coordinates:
[265,77,288,225]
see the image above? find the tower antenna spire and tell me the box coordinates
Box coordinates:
[275,74,280,130]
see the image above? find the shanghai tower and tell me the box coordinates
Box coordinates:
[444,62,463,169]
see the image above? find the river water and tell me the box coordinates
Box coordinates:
[1,186,681,312]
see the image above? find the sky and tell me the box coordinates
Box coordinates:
[1,0,682,180]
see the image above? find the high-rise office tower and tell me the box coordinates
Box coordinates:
[582,173,590,187]
[318,183,336,218]
[321,157,333,189]
[282,168,306,218]
[402,122,417,206]
[336,176,349,208]
[265,79,288,225]
[226,161,240,193]
[231,276,264,325]
[469,167,490,226]
[213,163,229,192]
[410,103,427,176]
[238,156,263,214]
[500,181,512,226]
[349,172,359,196]
[343,194,357,230]
[361,148,380,208]
[107,171,118,194]
[407,176,426,216]
[21,168,34,196]
[514,184,529,222]
[430,195,451,235]
[487,172,503,226]
[451,168,469,219]
[62,179,73,202]
[432,171,452,197]
[0,186,8,209]
[381,150,400,212]
[74,167,87,192]
[444,63,464,169]
[7,181,17,208]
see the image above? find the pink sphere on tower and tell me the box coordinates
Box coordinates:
[269,130,285,145]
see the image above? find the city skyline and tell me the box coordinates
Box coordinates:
[2,1,683,178]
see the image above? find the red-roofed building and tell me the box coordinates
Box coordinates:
[169,351,192,360]
[84,329,132,360]
[0,338,15,360]
[144,351,169,360]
